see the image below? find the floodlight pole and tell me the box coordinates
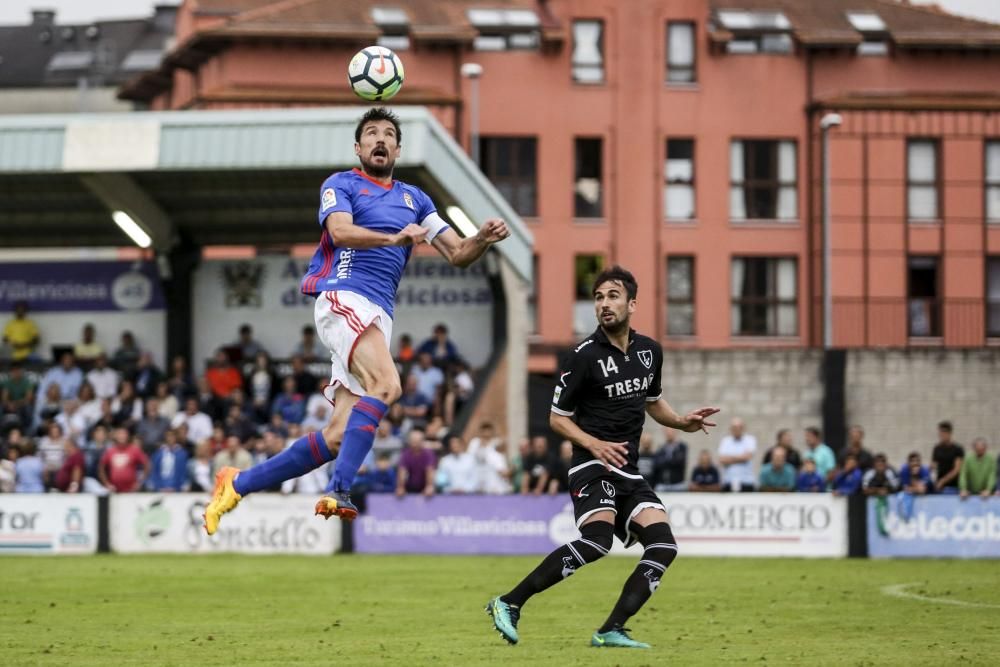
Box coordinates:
[820,113,842,350]
[461,63,483,166]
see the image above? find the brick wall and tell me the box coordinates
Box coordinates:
[651,350,825,477]
[845,349,1000,466]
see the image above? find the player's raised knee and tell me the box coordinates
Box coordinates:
[368,377,402,405]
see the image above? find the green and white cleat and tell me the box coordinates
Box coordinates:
[591,627,651,649]
[485,596,520,645]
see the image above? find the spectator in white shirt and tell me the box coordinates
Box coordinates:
[437,435,480,493]
[170,397,213,447]
[302,381,333,432]
[470,422,512,494]
[409,352,444,405]
[86,353,120,400]
[718,417,758,492]
[55,398,88,447]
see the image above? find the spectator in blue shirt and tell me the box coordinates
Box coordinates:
[270,376,306,425]
[899,451,932,495]
[371,452,398,493]
[34,352,83,425]
[416,323,460,367]
[398,374,433,429]
[148,430,190,492]
[759,446,796,492]
[796,458,826,492]
[14,440,45,492]
[832,454,863,496]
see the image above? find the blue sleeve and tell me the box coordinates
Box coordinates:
[416,188,437,220]
[318,174,354,225]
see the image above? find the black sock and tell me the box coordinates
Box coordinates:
[598,524,677,633]
[502,523,613,608]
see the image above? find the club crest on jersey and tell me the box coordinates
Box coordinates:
[322,187,336,210]
[601,480,616,498]
[638,350,653,369]
[403,192,414,210]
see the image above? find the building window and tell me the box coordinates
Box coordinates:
[468,8,541,51]
[907,140,939,221]
[574,254,604,335]
[665,139,695,219]
[846,11,888,56]
[574,138,603,218]
[731,257,797,336]
[908,256,940,337]
[667,256,695,336]
[988,258,1000,337]
[373,7,411,50]
[987,141,1000,222]
[716,10,793,54]
[572,20,604,84]
[730,140,797,221]
[479,137,537,217]
[666,22,696,83]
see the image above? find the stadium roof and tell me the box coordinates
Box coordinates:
[0,105,533,282]
[707,0,1000,49]
[119,0,564,103]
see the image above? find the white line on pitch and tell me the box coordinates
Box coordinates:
[881,582,1000,609]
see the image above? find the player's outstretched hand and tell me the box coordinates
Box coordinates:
[680,406,721,434]
[393,223,429,246]
[477,218,511,244]
[588,439,629,470]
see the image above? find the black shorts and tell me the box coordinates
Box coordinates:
[568,461,665,548]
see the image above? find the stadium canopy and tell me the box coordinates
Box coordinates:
[0,106,532,283]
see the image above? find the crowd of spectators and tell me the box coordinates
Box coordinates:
[689,417,997,499]
[0,315,477,496]
[2,304,997,500]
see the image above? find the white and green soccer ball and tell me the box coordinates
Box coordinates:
[348,46,404,102]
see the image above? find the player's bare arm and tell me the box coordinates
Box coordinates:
[326,211,427,248]
[646,400,720,435]
[431,218,510,267]
[549,411,628,469]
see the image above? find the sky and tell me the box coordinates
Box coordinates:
[0,0,997,26]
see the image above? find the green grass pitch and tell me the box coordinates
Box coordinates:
[2,555,998,666]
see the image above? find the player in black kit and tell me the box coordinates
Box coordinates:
[486,265,719,649]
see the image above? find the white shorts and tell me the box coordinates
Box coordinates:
[314,290,393,398]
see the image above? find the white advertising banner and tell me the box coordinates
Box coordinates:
[192,255,493,370]
[110,493,340,555]
[650,493,848,557]
[0,494,98,555]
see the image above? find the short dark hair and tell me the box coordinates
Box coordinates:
[806,426,821,438]
[938,420,953,433]
[591,265,638,300]
[355,107,402,145]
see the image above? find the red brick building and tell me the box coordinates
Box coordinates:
[122,0,1000,368]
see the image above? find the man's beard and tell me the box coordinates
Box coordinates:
[361,155,394,178]
[600,312,629,335]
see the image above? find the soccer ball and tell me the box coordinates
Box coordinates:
[348,46,404,102]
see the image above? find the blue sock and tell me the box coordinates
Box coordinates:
[328,396,388,493]
[233,430,333,496]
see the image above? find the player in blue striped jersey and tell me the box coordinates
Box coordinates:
[204,108,510,534]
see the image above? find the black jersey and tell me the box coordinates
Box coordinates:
[550,327,663,473]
